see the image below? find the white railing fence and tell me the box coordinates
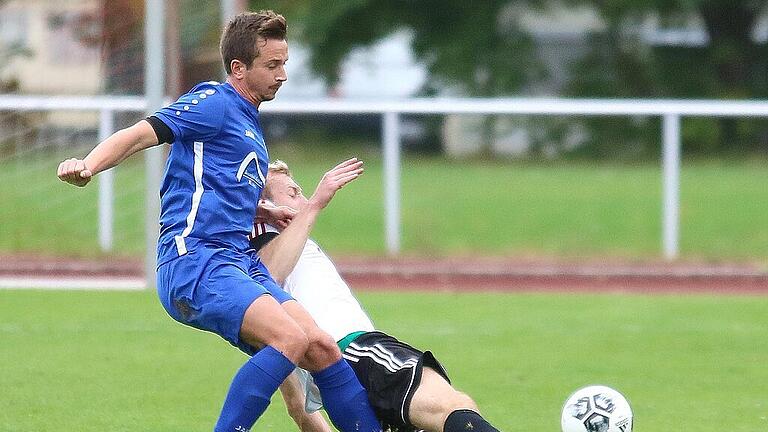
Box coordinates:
[3,95,768,283]
[263,97,768,260]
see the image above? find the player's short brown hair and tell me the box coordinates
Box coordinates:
[220,10,287,74]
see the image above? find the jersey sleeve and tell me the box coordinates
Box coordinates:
[249,222,280,251]
[152,85,226,142]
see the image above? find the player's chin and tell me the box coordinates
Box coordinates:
[265,86,281,100]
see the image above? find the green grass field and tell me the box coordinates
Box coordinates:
[2,153,767,260]
[1,289,766,431]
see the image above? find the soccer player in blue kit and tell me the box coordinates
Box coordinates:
[57,10,381,432]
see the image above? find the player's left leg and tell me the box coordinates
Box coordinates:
[281,299,381,432]
[250,257,380,432]
[280,300,340,370]
[409,367,500,432]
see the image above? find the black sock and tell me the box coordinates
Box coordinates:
[444,409,500,432]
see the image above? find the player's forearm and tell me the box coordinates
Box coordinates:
[83,120,159,175]
[280,373,332,432]
[298,412,332,432]
[259,202,322,285]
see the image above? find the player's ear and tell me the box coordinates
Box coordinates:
[230,59,246,79]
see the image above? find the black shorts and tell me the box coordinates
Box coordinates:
[342,331,450,431]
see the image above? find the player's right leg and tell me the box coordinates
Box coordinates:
[409,367,500,432]
[214,294,310,432]
[156,246,308,432]
[238,294,309,362]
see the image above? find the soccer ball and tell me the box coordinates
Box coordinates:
[561,385,633,432]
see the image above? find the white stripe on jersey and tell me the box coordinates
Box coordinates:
[175,140,204,256]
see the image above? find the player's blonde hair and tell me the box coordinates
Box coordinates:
[263,159,292,200]
[268,159,292,177]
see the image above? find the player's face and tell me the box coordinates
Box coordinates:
[243,37,288,103]
[268,173,307,209]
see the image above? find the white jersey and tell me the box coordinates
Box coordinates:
[259,224,375,341]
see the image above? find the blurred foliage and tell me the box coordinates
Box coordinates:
[264,0,768,158]
[0,1,38,154]
[258,0,547,96]
[563,0,768,156]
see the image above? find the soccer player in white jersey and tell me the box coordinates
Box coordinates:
[57,11,381,432]
[251,160,501,432]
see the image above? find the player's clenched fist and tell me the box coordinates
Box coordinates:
[57,158,93,187]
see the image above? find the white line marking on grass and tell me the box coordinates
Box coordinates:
[0,277,146,290]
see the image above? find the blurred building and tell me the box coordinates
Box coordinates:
[0,0,427,99]
[3,1,766,154]
[0,0,102,95]
[445,4,768,157]
[0,0,104,148]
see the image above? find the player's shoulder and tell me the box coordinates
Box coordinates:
[188,80,224,94]
[176,81,228,105]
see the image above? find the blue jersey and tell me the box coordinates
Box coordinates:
[153,81,269,266]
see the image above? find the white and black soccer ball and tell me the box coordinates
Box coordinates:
[561,385,633,432]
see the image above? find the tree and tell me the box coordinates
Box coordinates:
[563,0,768,155]
[275,0,768,157]
[270,0,547,96]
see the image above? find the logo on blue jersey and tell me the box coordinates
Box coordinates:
[236,152,266,188]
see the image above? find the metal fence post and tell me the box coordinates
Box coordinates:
[98,109,115,252]
[662,113,681,260]
[144,0,165,287]
[220,0,245,80]
[382,111,401,255]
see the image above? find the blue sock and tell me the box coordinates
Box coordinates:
[311,358,381,432]
[214,346,295,432]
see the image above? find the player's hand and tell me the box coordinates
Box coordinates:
[308,158,364,210]
[57,158,93,187]
[256,199,297,230]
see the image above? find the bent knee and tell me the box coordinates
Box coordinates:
[270,328,310,362]
[301,330,342,371]
[424,389,479,420]
[410,370,480,430]
[446,390,478,412]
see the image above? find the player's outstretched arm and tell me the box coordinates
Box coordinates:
[57,119,160,187]
[259,158,363,285]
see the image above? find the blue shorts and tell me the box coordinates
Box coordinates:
[156,238,293,355]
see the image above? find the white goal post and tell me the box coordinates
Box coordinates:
[3,95,768,283]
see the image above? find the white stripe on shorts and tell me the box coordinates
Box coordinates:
[345,343,418,373]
